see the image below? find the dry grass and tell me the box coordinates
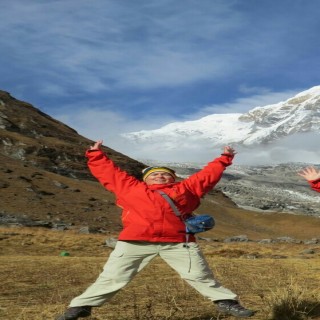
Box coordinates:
[1,227,320,320]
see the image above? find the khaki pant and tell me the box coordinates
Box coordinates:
[70,241,237,307]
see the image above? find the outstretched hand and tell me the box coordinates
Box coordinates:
[90,140,103,151]
[298,166,320,181]
[223,146,236,156]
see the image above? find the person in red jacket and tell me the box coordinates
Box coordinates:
[56,140,254,320]
[298,166,320,193]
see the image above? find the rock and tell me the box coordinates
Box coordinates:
[276,236,296,243]
[53,180,69,189]
[304,238,319,244]
[105,237,118,249]
[224,235,249,243]
[300,249,315,254]
[259,239,273,244]
[79,226,91,234]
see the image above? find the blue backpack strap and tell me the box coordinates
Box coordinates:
[156,190,182,218]
[156,190,191,248]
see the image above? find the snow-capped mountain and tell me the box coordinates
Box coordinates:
[124,86,320,148]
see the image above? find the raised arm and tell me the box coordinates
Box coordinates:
[298,166,320,193]
[86,140,140,195]
[181,145,235,197]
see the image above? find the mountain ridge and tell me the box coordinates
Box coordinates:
[124,85,320,150]
[0,90,146,180]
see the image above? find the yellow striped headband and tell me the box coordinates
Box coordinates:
[142,166,176,181]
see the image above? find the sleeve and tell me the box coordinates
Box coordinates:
[180,154,234,198]
[309,179,320,193]
[85,149,140,196]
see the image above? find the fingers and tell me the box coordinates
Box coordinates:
[299,166,315,175]
[298,166,320,180]
[297,170,308,179]
[223,145,236,155]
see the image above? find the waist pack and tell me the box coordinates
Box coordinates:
[184,214,215,234]
[157,190,215,234]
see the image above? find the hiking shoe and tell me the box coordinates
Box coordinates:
[214,300,255,318]
[55,306,92,320]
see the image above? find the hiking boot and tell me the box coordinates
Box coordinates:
[214,300,255,318]
[55,306,92,320]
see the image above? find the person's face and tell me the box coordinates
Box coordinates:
[145,171,175,185]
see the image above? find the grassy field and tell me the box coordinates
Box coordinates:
[1,227,320,320]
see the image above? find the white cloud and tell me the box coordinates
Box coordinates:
[53,105,177,152]
[1,0,292,93]
[1,2,217,87]
[124,133,320,165]
[236,133,320,165]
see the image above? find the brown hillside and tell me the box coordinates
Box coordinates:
[0,90,145,179]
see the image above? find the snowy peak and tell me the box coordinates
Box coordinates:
[124,86,320,148]
[239,86,320,144]
[240,86,320,126]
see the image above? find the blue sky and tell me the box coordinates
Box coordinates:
[1,0,320,161]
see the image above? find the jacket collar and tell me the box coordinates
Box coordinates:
[146,182,178,190]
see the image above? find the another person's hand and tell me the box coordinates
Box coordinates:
[90,140,103,151]
[223,146,236,156]
[298,166,320,181]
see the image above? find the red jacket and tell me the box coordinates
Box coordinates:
[86,150,234,242]
[309,179,320,193]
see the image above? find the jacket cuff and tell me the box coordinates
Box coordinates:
[85,149,103,157]
[221,153,234,157]
[218,154,234,166]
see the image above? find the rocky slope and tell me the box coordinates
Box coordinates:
[0,90,146,180]
[219,163,320,216]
